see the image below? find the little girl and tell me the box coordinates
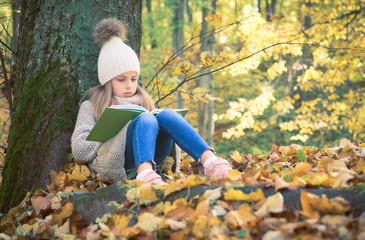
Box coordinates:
[71,18,232,185]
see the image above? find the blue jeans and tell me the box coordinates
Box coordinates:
[124,109,213,173]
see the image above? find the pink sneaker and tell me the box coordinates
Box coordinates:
[204,157,233,179]
[142,171,168,185]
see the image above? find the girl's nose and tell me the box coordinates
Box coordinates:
[126,80,132,88]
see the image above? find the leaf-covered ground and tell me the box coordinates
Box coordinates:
[0,139,364,239]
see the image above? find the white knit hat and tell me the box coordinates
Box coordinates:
[94,18,140,85]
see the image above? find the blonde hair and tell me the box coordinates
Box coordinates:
[83,81,155,119]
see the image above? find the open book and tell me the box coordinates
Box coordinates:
[86,105,188,143]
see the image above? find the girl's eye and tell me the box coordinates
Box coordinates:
[132,78,137,81]
[117,78,125,82]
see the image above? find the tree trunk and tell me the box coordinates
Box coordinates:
[198,3,209,138]
[206,0,217,146]
[0,0,142,212]
[146,0,157,49]
[172,0,186,109]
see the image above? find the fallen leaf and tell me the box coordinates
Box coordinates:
[293,162,312,176]
[230,150,244,163]
[227,169,242,181]
[203,187,222,200]
[165,219,186,231]
[248,188,265,202]
[139,185,158,204]
[225,208,256,230]
[113,214,132,229]
[274,175,298,191]
[31,196,50,215]
[300,191,351,220]
[192,215,208,238]
[52,202,74,226]
[54,219,72,239]
[68,165,90,182]
[339,138,352,148]
[262,230,285,240]
[135,212,163,232]
[255,192,284,218]
[224,188,249,201]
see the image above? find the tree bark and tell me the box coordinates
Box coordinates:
[0,0,142,212]
[206,0,217,146]
[146,0,157,49]
[198,3,209,138]
[172,0,186,109]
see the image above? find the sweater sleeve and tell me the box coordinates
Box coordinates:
[71,101,103,163]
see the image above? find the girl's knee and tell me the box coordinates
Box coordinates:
[156,109,177,121]
[136,112,158,128]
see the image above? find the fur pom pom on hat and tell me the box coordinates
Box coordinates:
[94,18,140,85]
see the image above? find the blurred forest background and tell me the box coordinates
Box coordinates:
[0,0,364,167]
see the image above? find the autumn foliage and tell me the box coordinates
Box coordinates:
[0,139,364,239]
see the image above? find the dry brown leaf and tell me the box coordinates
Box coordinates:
[293,162,312,176]
[255,192,284,218]
[203,187,222,200]
[52,202,74,226]
[165,219,186,231]
[300,191,351,220]
[274,175,298,191]
[54,219,73,239]
[225,208,256,230]
[31,196,50,215]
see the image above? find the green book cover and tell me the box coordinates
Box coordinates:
[86,105,188,143]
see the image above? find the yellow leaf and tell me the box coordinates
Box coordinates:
[179,88,191,100]
[227,169,242,181]
[139,185,158,204]
[248,188,265,202]
[200,51,215,67]
[113,214,132,229]
[164,179,188,197]
[293,162,312,176]
[224,188,250,201]
[126,188,138,203]
[192,216,208,238]
[205,14,222,26]
[161,56,182,66]
[68,165,90,182]
[135,212,163,232]
[186,44,200,58]
[172,61,194,75]
[230,150,243,163]
[52,202,74,226]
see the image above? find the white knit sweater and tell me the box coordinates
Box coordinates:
[71,95,180,182]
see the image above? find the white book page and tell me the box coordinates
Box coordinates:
[110,105,148,112]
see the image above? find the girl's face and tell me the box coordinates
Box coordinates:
[111,71,138,98]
